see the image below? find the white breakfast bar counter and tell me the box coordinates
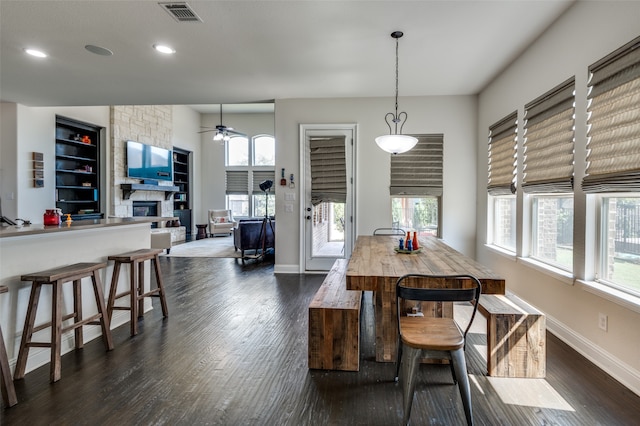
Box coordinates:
[0,218,163,377]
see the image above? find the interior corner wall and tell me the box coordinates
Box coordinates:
[274,95,477,272]
[171,105,202,226]
[476,1,640,395]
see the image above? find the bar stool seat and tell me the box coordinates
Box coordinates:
[0,286,17,407]
[14,262,113,383]
[107,249,168,336]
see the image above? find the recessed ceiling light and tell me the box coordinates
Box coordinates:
[153,44,176,54]
[24,48,47,58]
[85,44,113,56]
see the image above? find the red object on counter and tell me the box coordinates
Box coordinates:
[43,209,61,226]
[412,231,419,250]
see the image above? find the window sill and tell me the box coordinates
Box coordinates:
[577,280,640,313]
[484,244,517,261]
[517,256,574,285]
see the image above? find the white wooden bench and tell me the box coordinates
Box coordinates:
[477,293,546,378]
[308,259,362,371]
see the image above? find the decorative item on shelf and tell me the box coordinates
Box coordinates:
[374,31,418,155]
[81,135,91,144]
[65,214,73,224]
[71,133,81,141]
[82,182,92,187]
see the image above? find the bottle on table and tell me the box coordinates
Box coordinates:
[412,231,419,250]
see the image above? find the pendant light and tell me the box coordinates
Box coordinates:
[375,31,418,155]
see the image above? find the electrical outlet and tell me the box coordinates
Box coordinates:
[598,313,608,331]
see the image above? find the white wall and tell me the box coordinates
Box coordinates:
[274,95,477,272]
[477,1,640,394]
[0,103,18,220]
[172,105,204,225]
[11,105,111,222]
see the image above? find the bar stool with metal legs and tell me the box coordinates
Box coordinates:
[14,262,114,383]
[107,248,168,336]
[0,286,18,407]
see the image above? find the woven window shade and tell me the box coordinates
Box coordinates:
[583,36,640,193]
[225,170,249,194]
[522,77,575,194]
[390,134,443,196]
[310,137,346,205]
[252,170,276,194]
[488,112,517,195]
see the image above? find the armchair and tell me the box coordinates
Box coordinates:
[208,209,237,237]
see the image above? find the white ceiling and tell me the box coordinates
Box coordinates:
[0,0,574,111]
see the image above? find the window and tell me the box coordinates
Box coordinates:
[487,112,517,250]
[226,136,248,166]
[531,195,573,270]
[492,196,516,251]
[523,78,575,271]
[584,36,640,294]
[225,135,275,217]
[392,197,439,236]
[253,135,275,166]
[390,134,443,237]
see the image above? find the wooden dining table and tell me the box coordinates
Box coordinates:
[346,235,505,362]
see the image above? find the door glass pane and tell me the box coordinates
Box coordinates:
[311,202,344,257]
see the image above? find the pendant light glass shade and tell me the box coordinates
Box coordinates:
[376,31,417,155]
[375,134,418,154]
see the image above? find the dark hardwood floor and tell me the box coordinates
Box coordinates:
[2,257,639,425]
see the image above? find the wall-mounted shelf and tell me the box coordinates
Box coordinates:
[120,183,179,200]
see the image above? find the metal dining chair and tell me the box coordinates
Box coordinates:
[372,227,406,236]
[394,274,482,426]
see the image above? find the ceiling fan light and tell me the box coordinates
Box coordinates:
[375,134,418,155]
[213,132,224,141]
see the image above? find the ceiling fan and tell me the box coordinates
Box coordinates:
[199,104,246,141]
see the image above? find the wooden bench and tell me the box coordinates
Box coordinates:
[477,293,546,378]
[308,259,362,372]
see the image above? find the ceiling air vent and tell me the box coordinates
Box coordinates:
[159,2,203,23]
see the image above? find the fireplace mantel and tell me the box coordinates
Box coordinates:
[120,183,180,200]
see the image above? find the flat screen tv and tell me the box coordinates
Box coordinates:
[126,140,173,182]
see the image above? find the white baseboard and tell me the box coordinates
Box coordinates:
[546,313,640,397]
[273,264,300,274]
